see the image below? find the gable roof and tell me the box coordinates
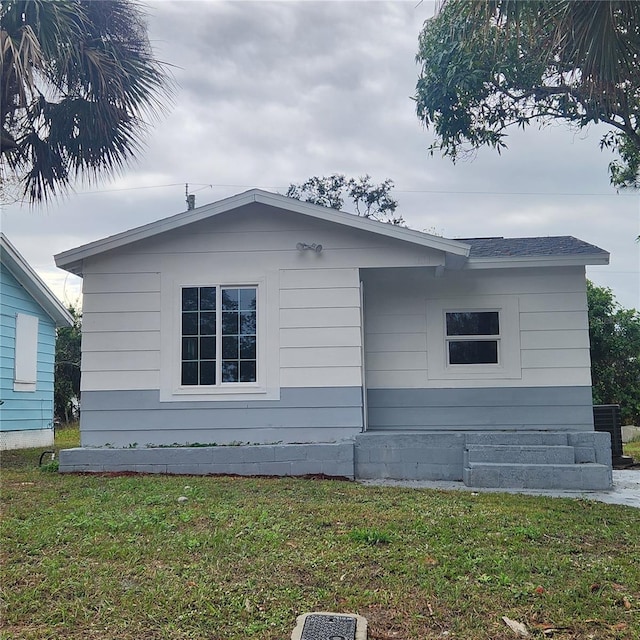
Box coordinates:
[54,189,471,276]
[54,188,610,275]
[1,233,73,327]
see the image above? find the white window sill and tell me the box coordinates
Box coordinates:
[14,381,36,392]
[161,384,279,402]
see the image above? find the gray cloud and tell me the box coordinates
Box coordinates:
[1,0,637,309]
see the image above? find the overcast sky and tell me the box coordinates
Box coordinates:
[2,0,638,310]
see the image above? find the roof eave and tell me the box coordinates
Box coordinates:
[54,189,470,274]
[464,253,610,270]
[1,234,73,327]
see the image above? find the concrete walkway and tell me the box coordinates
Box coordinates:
[360,470,640,508]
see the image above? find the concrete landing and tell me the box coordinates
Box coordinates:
[360,470,640,509]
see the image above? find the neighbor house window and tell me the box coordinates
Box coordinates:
[14,313,39,391]
[445,311,499,365]
[181,286,257,386]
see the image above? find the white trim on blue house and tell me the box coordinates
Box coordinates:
[1,234,73,328]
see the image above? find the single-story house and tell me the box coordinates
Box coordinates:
[1,233,73,450]
[54,189,612,489]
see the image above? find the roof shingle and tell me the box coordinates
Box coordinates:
[458,236,608,259]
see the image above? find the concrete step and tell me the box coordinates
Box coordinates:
[463,462,612,490]
[465,444,575,465]
[465,432,569,446]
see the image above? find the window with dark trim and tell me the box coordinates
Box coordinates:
[181,286,257,386]
[445,311,499,365]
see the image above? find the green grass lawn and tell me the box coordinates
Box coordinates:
[1,427,638,640]
[624,437,640,461]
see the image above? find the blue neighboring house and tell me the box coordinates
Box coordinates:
[1,233,73,450]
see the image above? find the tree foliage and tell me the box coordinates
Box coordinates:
[54,305,81,424]
[1,0,172,203]
[286,174,404,225]
[587,281,640,425]
[415,1,640,188]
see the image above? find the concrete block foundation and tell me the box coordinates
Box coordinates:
[59,430,614,491]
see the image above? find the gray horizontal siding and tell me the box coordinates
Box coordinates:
[366,386,594,431]
[83,406,362,431]
[79,387,363,447]
[81,386,361,411]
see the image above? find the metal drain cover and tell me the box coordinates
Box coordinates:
[301,613,357,640]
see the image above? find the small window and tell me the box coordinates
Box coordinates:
[445,311,499,365]
[181,286,257,386]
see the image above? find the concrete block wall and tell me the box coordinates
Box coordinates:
[354,432,466,481]
[59,442,354,478]
[59,430,614,491]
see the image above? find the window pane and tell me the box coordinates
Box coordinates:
[199,287,216,311]
[222,336,239,359]
[240,336,256,360]
[239,288,257,311]
[222,312,239,335]
[182,312,198,336]
[182,337,198,360]
[446,312,499,336]
[182,285,258,387]
[200,312,216,335]
[240,361,256,382]
[449,340,498,364]
[181,361,198,385]
[222,361,238,382]
[200,337,216,359]
[240,312,256,335]
[200,360,216,385]
[182,288,198,311]
[222,289,239,311]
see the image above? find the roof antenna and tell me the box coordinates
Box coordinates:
[185,183,195,210]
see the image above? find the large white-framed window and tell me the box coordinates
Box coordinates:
[159,269,280,402]
[426,296,521,380]
[180,285,257,386]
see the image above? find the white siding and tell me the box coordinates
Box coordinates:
[82,205,444,395]
[279,267,362,388]
[362,270,428,389]
[81,370,160,391]
[77,203,592,400]
[363,266,592,390]
[80,269,161,393]
[82,292,160,313]
[82,350,160,372]
[280,307,361,328]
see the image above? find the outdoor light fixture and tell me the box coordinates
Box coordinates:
[296,242,323,253]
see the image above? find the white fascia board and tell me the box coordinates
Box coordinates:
[54,189,470,275]
[54,190,262,273]
[1,234,73,327]
[464,253,610,270]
